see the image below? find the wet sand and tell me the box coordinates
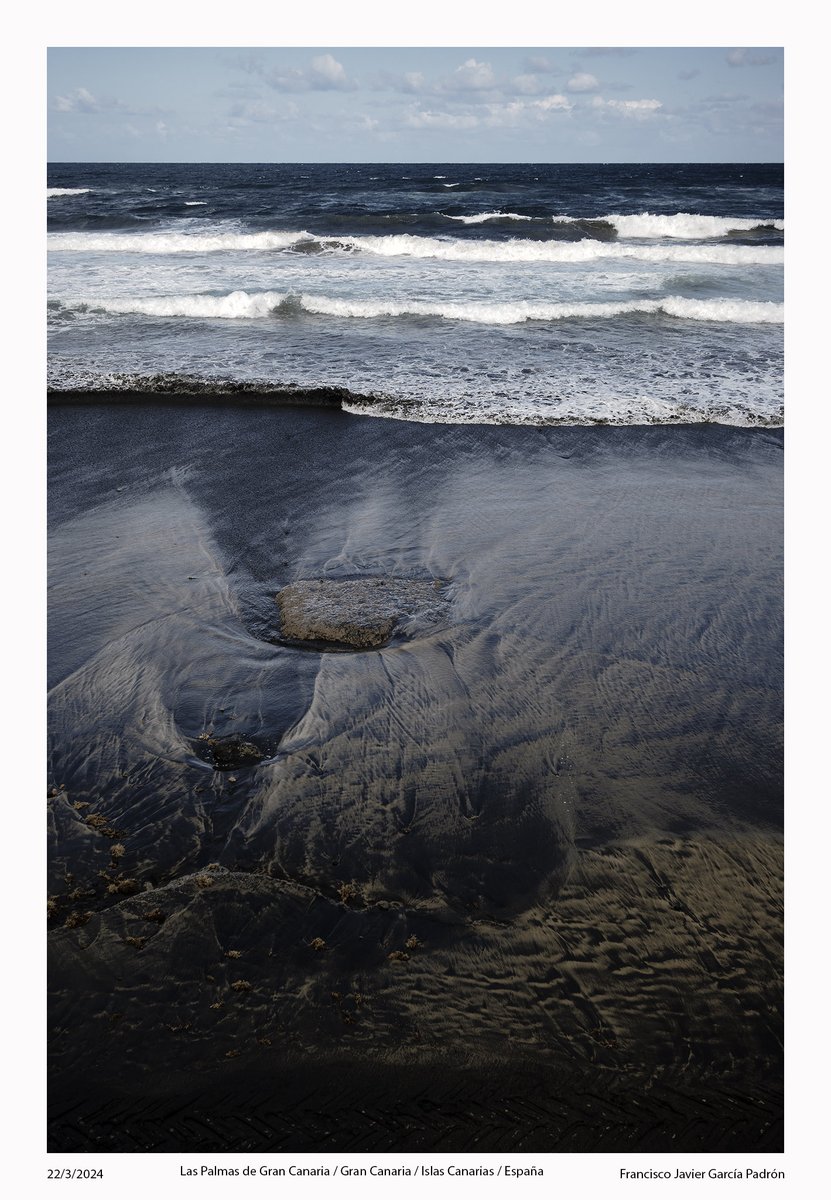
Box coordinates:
[47,399,783,1152]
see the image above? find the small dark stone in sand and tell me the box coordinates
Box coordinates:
[200,734,265,770]
[275,576,448,649]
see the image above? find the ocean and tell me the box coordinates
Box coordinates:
[47,161,783,425]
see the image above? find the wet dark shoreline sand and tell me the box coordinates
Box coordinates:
[47,399,783,1152]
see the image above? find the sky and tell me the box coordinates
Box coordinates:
[47,46,783,162]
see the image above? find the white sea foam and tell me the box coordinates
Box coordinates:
[297,294,783,324]
[342,394,783,429]
[61,291,783,325]
[69,291,288,319]
[47,188,91,197]
[444,211,534,224]
[552,212,784,239]
[48,229,315,253]
[47,228,783,266]
[334,233,782,266]
[184,201,207,206]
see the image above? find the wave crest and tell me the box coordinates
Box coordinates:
[49,229,314,254]
[443,211,534,225]
[53,291,784,325]
[554,212,784,239]
[48,227,784,266]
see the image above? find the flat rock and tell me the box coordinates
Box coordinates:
[276,577,447,649]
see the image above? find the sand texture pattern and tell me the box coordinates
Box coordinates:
[47,402,783,1152]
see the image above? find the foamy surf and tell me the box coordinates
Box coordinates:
[48,229,315,254]
[65,291,289,319]
[592,212,785,239]
[55,292,784,325]
[300,294,783,324]
[343,234,782,266]
[48,228,783,266]
[48,188,91,197]
[341,395,784,428]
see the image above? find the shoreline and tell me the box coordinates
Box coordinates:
[46,390,784,430]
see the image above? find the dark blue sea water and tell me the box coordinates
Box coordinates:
[47,162,783,424]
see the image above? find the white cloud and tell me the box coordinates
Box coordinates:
[533,94,572,112]
[485,94,572,126]
[310,54,351,89]
[249,53,355,92]
[566,72,599,93]
[52,87,168,118]
[54,87,108,114]
[592,96,663,117]
[450,58,496,91]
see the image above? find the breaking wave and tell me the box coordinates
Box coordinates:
[590,212,785,239]
[48,228,783,265]
[54,291,784,325]
[48,188,91,198]
[48,229,314,253]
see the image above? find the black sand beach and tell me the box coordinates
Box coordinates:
[47,399,783,1152]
